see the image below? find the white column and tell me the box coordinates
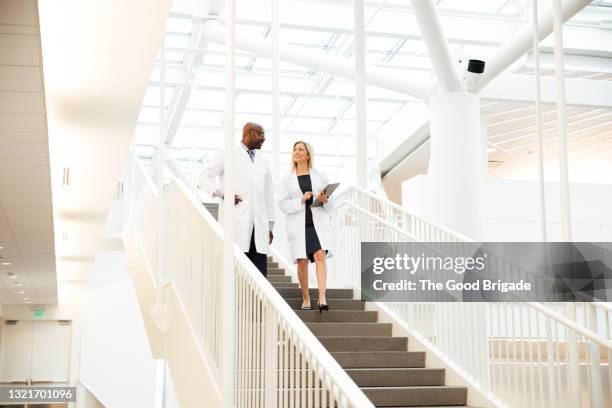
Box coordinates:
[552,0,572,241]
[354,0,367,187]
[157,40,168,288]
[221,0,236,406]
[271,0,281,179]
[428,93,484,240]
[533,0,548,242]
[480,115,488,176]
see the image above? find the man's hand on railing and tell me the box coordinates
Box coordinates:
[213,190,243,205]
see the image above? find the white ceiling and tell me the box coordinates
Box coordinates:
[37,0,172,302]
[0,0,56,306]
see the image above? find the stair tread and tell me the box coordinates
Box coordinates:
[284,298,365,310]
[296,310,378,322]
[363,386,467,407]
[276,288,353,299]
[362,386,465,389]
[347,368,442,372]
[331,351,425,368]
[349,367,445,387]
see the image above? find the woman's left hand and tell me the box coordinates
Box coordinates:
[317,190,328,204]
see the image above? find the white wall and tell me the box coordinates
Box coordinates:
[78,251,157,408]
[403,175,612,241]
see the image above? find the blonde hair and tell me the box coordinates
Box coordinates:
[291,141,314,171]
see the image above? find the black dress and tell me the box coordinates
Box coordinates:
[297,174,325,263]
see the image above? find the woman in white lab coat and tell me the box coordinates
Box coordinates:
[278,141,334,312]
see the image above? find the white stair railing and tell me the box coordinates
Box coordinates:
[127,158,374,408]
[328,185,612,408]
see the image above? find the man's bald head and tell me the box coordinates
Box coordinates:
[242,122,266,150]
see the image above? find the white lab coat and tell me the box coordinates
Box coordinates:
[199,146,275,254]
[278,169,334,263]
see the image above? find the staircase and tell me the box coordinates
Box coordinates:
[202,202,219,221]
[265,256,470,408]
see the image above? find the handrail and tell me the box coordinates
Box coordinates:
[339,198,612,352]
[346,184,475,242]
[328,185,612,407]
[132,162,374,407]
[174,175,374,407]
[527,302,612,350]
[339,200,420,240]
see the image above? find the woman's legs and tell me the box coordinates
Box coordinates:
[297,258,310,307]
[313,250,327,304]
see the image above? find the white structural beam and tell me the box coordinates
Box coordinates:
[481,74,612,108]
[148,75,612,109]
[532,0,548,243]
[271,0,281,179]
[410,0,462,92]
[221,0,236,407]
[477,0,591,91]
[201,21,434,100]
[165,1,224,145]
[552,0,572,242]
[355,0,367,187]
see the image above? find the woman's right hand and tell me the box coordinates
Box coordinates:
[301,191,313,203]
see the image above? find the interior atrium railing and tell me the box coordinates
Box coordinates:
[326,184,612,408]
[125,157,373,408]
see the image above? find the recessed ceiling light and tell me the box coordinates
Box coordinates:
[15,282,22,287]
[18,290,25,294]
[25,301,31,304]
[8,273,17,279]
[62,168,70,186]
[1,262,11,266]
[487,147,497,154]
[23,298,30,301]
[0,246,3,250]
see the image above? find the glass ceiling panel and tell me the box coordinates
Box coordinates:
[286,97,345,118]
[135,0,612,177]
[165,16,193,35]
[235,93,293,114]
[285,117,334,133]
[192,91,226,110]
[437,0,526,15]
[280,28,337,49]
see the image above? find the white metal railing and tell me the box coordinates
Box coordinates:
[127,158,373,408]
[327,185,612,408]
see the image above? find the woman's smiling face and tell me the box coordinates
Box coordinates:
[293,142,309,164]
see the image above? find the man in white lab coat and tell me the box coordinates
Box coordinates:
[199,122,275,276]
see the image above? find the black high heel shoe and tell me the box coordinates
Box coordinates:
[318,302,329,313]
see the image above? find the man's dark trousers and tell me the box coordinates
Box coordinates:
[246,229,267,277]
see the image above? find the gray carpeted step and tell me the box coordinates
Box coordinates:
[276,287,353,299]
[318,336,408,352]
[271,282,300,288]
[267,268,286,275]
[284,298,365,310]
[267,255,469,408]
[296,310,378,323]
[362,386,467,407]
[331,351,425,368]
[267,275,291,283]
[346,368,445,387]
[307,322,392,337]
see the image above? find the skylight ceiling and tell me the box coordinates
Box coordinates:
[135,0,612,178]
